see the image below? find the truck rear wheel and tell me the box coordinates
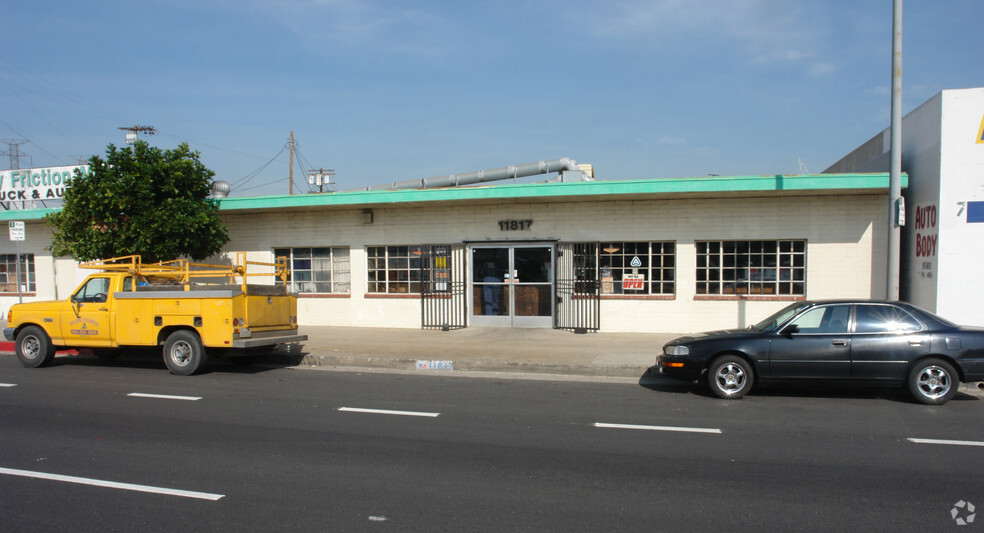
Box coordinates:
[163,330,208,376]
[16,326,56,368]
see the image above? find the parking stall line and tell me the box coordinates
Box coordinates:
[0,467,225,501]
[594,422,722,434]
[127,393,202,401]
[338,407,440,418]
[0,383,16,388]
[906,438,984,448]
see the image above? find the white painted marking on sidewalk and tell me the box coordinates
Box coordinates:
[594,422,722,434]
[0,383,17,388]
[128,393,202,401]
[339,407,440,418]
[907,438,984,448]
[0,467,224,501]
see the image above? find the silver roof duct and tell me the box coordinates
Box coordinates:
[346,158,586,192]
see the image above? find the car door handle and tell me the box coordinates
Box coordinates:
[832,340,848,346]
[909,340,923,346]
[98,307,109,312]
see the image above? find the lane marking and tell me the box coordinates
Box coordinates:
[594,422,722,434]
[128,393,202,401]
[907,438,984,448]
[0,467,224,501]
[0,383,17,388]
[338,407,440,418]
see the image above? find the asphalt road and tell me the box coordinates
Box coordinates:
[1,355,981,532]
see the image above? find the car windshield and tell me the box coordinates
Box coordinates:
[750,302,811,332]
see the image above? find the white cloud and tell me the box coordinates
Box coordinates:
[657,136,686,145]
[235,0,455,57]
[579,0,821,67]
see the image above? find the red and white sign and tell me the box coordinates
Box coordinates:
[622,274,645,290]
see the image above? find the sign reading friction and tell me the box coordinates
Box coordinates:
[0,165,89,202]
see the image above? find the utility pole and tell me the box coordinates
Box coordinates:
[289,131,296,195]
[1,139,30,170]
[308,168,335,193]
[118,125,157,145]
[887,0,903,301]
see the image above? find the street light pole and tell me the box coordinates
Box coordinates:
[887,0,903,301]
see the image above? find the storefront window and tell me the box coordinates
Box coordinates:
[574,242,675,296]
[274,247,350,294]
[0,254,35,293]
[367,245,452,294]
[696,240,805,296]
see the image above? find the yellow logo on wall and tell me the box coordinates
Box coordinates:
[978,112,984,144]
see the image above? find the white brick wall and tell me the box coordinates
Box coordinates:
[213,192,886,332]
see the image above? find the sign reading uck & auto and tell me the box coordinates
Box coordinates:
[0,165,89,202]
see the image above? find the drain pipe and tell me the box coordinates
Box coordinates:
[347,158,583,192]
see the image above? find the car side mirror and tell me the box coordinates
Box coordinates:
[781,324,799,337]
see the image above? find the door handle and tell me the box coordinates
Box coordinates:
[832,340,848,346]
[98,307,109,312]
[909,340,923,346]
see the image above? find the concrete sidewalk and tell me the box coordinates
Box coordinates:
[277,326,677,379]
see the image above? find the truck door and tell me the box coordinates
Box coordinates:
[61,276,115,346]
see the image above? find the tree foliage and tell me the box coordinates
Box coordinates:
[46,141,229,263]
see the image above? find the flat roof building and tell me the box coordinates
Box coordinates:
[1,172,898,332]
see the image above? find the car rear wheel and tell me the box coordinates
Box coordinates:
[163,330,208,376]
[908,358,958,405]
[707,355,754,399]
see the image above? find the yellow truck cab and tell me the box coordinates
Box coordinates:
[3,253,306,375]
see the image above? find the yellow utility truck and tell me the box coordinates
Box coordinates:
[3,253,306,375]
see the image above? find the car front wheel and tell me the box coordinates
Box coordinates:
[707,355,754,399]
[908,358,958,405]
[15,326,56,368]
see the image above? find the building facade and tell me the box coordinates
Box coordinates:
[0,174,894,332]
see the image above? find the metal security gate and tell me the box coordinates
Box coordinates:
[421,245,467,330]
[554,242,600,332]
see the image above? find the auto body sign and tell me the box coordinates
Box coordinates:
[0,165,89,202]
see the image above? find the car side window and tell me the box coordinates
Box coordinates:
[74,277,111,303]
[789,305,850,334]
[855,305,922,333]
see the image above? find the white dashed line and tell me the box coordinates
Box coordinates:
[127,393,202,401]
[907,438,984,448]
[594,422,722,434]
[338,407,440,418]
[0,467,224,501]
[0,383,16,388]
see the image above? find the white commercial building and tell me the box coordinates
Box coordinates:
[1,172,895,332]
[826,87,984,326]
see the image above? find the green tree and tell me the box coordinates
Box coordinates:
[46,141,229,263]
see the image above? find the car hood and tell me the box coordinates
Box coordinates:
[665,328,760,345]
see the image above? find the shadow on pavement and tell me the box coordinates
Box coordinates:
[42,349,295,375]
[636,366,980,404]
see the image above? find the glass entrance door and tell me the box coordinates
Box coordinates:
[471,245,553,327]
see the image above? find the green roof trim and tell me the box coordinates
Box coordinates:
[0,173,905,221]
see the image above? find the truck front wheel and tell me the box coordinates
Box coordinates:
[16,326,56,368]
[163,330,208,376]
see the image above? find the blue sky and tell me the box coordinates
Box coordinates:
[2,0,981,196]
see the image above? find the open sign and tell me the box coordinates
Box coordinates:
[622,273,645,290]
